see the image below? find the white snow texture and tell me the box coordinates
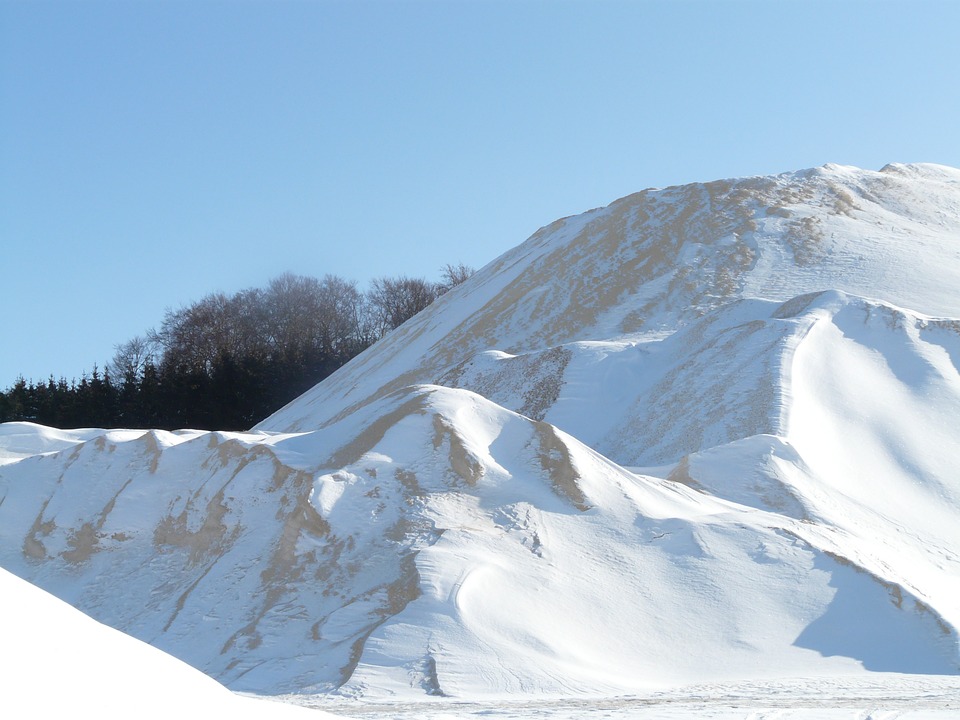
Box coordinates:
[3,162,960,717]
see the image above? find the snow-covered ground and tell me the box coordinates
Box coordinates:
[293,675,960,719]
[3,163,960,717]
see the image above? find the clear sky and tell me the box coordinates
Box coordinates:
[2,0,959,389]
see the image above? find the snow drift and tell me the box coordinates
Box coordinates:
[2,162,960,699]
[0,565,326,718]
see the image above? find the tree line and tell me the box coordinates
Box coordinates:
[0,265,473,431]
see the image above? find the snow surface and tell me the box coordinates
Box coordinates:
[293,675,960,719]
[0,566,330,719]
[3,163,960,717]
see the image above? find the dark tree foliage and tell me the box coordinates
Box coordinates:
[0,265,474,431]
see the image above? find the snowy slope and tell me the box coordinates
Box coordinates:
[0,565,329,718]
[255,162,960,434]
[2,163,960,705]
[2,387,956,698]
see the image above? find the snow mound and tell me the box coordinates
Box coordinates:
[0,566,327,718]
[256,162,960,435]
[3,163,960,702]
[2,379,957,696]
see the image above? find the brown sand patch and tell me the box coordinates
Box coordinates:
[432,415,484,486]
[531,421,590,511]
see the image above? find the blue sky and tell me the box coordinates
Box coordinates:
[2,0,959,390]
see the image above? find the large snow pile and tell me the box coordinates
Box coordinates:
[2,163,960,705]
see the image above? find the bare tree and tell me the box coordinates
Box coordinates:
[366,276,439,336]
[436,262,475,294]
[263,273,322,362]
[108,335,159,380]
[316,274,368,357]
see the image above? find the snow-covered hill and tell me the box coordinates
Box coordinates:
[256,162,960,434]
[2,163,960,705]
